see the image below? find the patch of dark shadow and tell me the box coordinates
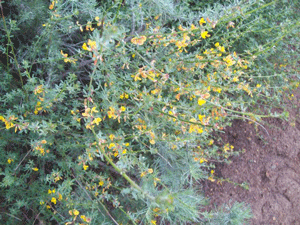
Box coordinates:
[282,190,291,203]
[296,120,300,131]
[260,168,270,183]
[276,151,288,158]
[255,135,266,146]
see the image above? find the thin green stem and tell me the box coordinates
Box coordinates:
[91,129,155,201]
[0,1,23,87]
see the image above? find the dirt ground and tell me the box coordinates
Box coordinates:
[204,89,300,224]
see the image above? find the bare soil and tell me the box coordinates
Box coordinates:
[204,89,300,225]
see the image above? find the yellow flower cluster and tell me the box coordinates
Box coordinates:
[175,33,190,51]
[120,92,129,99]
[188,118,203,134]
[34,140,49,156]
[82,39,97,51]
[66,209,91,224]
[60,50,77,64]
[0,115,17,130]
[208,170,215,182]
[81,106,103,129]
[49,1,57,10]
[131,67,160,82]
[131,36,147,45]
[140,168,154,177]
[85,21,94,31]
[34,85,44,95]
[45,188,63,210]
[34,101,43,115]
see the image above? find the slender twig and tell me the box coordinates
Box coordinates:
[156,152,173,168]
[0,212,22,221]
[0,1,23,87]
[14,149,32,173]
[91,129,155,201]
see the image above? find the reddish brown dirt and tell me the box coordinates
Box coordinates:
[204,89,300,224]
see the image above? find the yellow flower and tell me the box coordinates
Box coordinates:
[99,180,104,186]
[51,197,57,204]
[198,98,206,106]
[58,193,63,201]
[107,107,117,119]
[92,117,102,125]
[86,21,94,31]
[34,85,44,95]
[199,158,208,163]
[190,23,197,30]
[153,207,160,212]
[32,167,39,171]
[178,25,184,31]
[199,18,206,26]
[108,143,115,149]
[122,149,127,154]
[83,165,89,170]
[73,209,79,216]
[87,39,97,49]
[49,1,55,10]
[109,134,115,141]
[233,76,239,82]
[60,50,77,64]
[148,168,153,174]
[120,106,126,112]
[82,43,89,50]
[150,139,155,145]
[223,55,235,67]
[198,114,205,122]
[151,220,157,225]
[208,176,215,182]
[201,31,210,39]
[82,108,91,117]
[131,36,147,45]
[60,50,68,58]
[7,158,13,164]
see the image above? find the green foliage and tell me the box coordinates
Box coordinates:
[202,202,252,224]
[0,0,299,224]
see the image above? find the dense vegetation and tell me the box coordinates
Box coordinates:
[0,0,299,224]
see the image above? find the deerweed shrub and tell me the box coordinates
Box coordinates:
[0,0,299,224]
